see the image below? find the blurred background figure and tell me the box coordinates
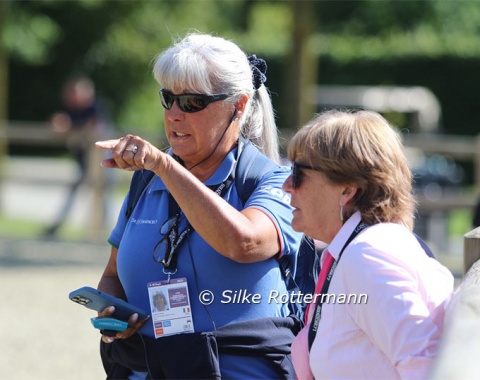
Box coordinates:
[43,75,112,238]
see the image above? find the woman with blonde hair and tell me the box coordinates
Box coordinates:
[283,109,454,379]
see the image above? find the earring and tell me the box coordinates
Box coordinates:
[340,206,344,222]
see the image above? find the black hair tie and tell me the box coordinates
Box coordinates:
[247,54,267,90]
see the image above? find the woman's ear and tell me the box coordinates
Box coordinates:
[235,95,249,117]
[340,185,358,205]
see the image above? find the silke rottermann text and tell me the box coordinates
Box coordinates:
[220,290,369,305]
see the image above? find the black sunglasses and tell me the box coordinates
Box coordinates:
[159,89,229,113]
[291,162,323,189]
[152,214,190,269]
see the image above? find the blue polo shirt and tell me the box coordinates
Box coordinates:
[108,147,302,378]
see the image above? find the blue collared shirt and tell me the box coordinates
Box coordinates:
[109,147,302,335]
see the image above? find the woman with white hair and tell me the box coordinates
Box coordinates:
[94,33,303,379]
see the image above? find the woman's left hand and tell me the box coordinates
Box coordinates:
[96,135,165,172]
[100,308,150,344]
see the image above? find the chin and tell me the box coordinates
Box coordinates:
[291,219,305,234]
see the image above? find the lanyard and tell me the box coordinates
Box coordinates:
[161,177,233,273]
[161,141,246,273]
[308,221,368,350]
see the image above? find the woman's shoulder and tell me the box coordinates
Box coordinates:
[341,223,425,268]
[257,164,290,185]
[360,222,414,242]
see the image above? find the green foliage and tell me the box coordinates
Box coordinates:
[61,0,255,132]
[449,209,474,237]
[0,216,44,239]
[310,0,480,61]
[240,2,292,56]
[3,4,61,64]
[318,0,435,35]
[312,24,480,62]
[117,81,165,135]
[4,0,480,137]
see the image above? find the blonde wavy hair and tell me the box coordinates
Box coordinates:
[288,109,417,230]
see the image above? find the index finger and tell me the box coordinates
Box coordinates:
[95,139,122,150]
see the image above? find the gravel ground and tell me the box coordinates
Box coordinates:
[0,238,109,380]
[0,236,464,380]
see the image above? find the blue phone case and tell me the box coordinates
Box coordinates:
[91,317,129,331]
[69,286,148,321]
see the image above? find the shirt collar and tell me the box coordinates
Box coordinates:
[149,147,238,192]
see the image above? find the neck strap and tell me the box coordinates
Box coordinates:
[308,221,368,350]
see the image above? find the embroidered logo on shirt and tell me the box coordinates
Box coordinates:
[131,218,158,225]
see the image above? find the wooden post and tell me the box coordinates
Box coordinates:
[87,138,107,242]
[475,134,480,195]
[284,0,318,135]
[464,226,480,275]
[0,1,8,124]
[0,2,10,213]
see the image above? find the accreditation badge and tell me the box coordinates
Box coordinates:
[147,277,194,338]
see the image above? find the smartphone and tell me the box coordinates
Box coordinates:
[69,286,148,321]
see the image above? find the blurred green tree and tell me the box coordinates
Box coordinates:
[3,0,480,141]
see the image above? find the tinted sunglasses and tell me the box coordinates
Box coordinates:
[152,214,190,269]
[159,89,229,113]
[291,162,323,189]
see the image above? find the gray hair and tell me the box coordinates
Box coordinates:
[152,32,280,163]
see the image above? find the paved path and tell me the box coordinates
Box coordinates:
[0,238,108,380]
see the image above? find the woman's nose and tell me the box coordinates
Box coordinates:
[282,174,293,193]
[165,101,186,121]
